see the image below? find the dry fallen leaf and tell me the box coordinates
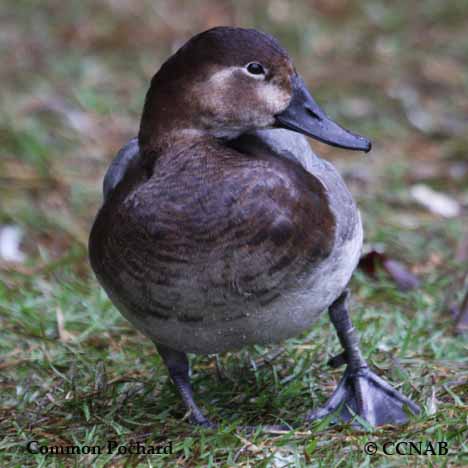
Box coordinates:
[410,184,460,218]
[359,248,420,291]
[55,307,75,343]
[0,225,26,263]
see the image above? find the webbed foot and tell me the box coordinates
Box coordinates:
[306,365,420,426]
[306,290,420,427]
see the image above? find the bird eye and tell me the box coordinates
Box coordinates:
[246,62,265,76]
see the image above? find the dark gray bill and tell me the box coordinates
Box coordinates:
[274,75,371,152]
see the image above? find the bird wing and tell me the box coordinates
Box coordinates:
[102,137,140,202]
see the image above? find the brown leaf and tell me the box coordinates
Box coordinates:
[359,249,420,291]
[383,259,421,291]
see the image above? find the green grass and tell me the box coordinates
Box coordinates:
[1,0,467,466]
[1,267,466,466]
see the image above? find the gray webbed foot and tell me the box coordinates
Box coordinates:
[306,290,420,427]
[306,365,420,426]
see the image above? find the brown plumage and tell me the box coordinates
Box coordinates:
[90,136,334,328]
[89,27,420,428]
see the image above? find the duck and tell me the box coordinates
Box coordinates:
[89,26,420,428]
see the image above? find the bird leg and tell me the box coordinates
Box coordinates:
[156,343,215,428]
[306,289,420,427]
[156,344,291,432]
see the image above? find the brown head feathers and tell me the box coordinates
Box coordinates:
[138,27,295,156]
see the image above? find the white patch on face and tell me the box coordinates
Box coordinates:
[197,65,291,134]
[208,65,269,84]
[256,83,291,114]
[207,66,290,115]
[207,67,240,86]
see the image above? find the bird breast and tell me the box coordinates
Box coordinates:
[89,132,362,354]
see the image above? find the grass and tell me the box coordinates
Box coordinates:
[1,0,467,466]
